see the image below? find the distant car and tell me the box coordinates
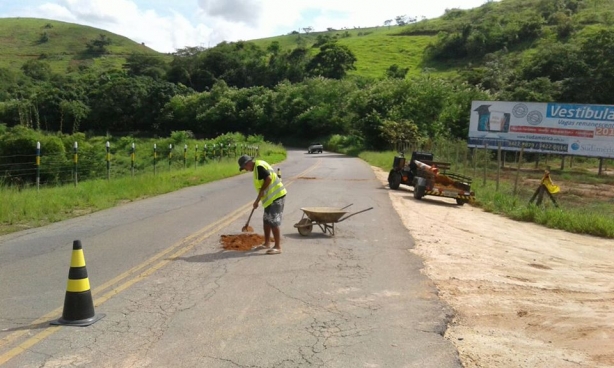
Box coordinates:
[308,143,323,154]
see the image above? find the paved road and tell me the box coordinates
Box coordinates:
[0,149,461,367]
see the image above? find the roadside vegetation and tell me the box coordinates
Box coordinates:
[0,127,285,235]
[359,142,614,239]
[3,134,613,239]
[2,0,614,238]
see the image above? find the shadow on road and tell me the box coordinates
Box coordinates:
[174,250,267,263]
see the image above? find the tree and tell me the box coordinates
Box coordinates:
[395,15,407,26]
[38,32,49,44]
[307,42,357,79]
[384,19,393,28]
[267,41,281,55]
[123,53,169,79]
[562,28,614,103]
[167,42,259,91]
[21,60,52,81]
[59,100,90,133]
[379,119,421,149]
[385,64,409,79]
[302,26,314,34]
[86,34,112,56]
[313,34,335,48]
[167,46,207,90]
[268,47,309,84]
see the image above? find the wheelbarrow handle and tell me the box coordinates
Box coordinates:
[340,204,353,210]
[337,207,373,222]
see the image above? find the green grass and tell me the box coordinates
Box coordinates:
[0,18,170,74]
[0,144,286,235]
[4,140,614,239]
[250,26,452,80]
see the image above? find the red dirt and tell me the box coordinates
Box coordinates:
[220,233,265,251]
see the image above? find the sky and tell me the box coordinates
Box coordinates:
[0,0,492,54]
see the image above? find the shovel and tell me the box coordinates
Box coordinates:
[241,207,256,232]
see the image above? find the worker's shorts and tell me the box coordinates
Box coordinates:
[263,196,285,227]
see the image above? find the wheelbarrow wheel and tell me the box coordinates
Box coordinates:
[296,218,313,236]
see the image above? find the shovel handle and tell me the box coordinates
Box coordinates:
[245,207,256,227]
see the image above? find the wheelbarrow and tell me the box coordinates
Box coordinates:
[293,204,373,236]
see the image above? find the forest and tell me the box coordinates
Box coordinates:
[0,0,613,152]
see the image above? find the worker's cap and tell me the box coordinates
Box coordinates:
[238,155,253,171]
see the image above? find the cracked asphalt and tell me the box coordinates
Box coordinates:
[0,148,461,367]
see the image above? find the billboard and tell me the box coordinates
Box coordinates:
[468,101,614,158]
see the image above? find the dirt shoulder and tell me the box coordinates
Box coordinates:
[372,167,614,368]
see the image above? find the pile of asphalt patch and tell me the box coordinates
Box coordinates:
[220,233,265,251]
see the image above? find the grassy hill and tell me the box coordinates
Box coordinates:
[2,0,614,80]
[250,26,441,79]
[0,17,171,74]
[250,0,614,79]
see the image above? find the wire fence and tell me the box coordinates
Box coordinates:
[0,141,260,191]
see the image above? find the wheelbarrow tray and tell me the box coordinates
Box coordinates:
[294,205,373,236]
[300,207,348,223]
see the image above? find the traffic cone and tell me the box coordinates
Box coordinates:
[51,240,105,326]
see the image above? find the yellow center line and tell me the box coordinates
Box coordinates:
[0,159,320,365]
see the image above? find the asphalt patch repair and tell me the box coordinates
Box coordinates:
[220,233,265,251]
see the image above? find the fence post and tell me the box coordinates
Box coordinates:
[195,144,198,168]
[131,143,135,177]
[73,142,78,187]
[106,141,110,180]
[463,145,468,176]
[483,143,488,187]
[169,144,173,171]
[153,143,157,176]
[496,141,501,191]
[514,147,524,196]
[35,141,41,192]
[454,142,459,167]
[183,144,187,169]
[599,157,604,175]
[473,148,477,179]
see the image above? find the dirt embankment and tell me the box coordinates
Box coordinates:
[372,167,614,368]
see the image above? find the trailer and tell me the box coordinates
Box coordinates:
[412,160,475,205]
[387,151,475,205]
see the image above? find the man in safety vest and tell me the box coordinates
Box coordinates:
[238,155,287,254]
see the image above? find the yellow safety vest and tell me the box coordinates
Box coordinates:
[253,160,287,207]
[541,172,560,194]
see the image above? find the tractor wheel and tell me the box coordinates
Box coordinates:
[297,219,313,236]
[388,171,402,190]
[414,185,425,200]
[456,198,466,206]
